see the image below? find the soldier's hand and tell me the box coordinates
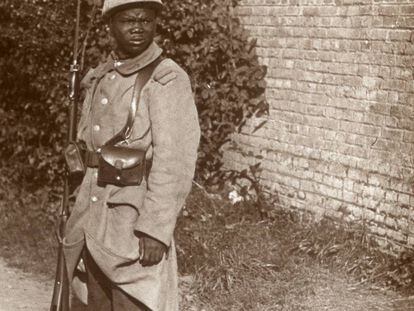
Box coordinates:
[138,234,167,267]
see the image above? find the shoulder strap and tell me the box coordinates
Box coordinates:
[106,56,163,146]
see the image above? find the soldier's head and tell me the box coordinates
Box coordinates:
[103,0,163,59]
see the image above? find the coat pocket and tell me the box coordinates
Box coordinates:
[106,183,147,211]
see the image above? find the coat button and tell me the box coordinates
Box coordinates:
[101,98,108,105]
[93,125,101,131]
[91,196,98,203]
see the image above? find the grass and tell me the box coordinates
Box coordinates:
[177,187,414,310]
[0,183,414,310]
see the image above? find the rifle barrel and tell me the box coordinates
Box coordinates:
[50,0,82,308]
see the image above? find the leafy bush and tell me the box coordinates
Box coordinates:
[158,0,268,184]
[0,0,267,191]
[0,0,74,189]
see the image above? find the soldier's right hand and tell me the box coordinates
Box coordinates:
[137,233,168,267]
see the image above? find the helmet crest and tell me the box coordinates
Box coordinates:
[102,0,164,17]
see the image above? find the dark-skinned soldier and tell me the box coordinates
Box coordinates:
[62,1,200,310]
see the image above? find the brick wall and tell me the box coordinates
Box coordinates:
[225,0,414,251]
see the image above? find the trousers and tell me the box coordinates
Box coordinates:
[84,250,150,311]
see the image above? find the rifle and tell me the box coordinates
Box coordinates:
[50,0,82,310]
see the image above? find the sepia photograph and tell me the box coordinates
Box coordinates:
[0,0,413,310]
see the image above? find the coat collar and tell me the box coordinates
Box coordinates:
[99,42,163,78]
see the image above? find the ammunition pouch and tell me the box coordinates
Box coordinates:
[65,56,162,189]
[64,142,87,191]
[94,57,162,188]
[64,142,86,175]
[97,145,146,187]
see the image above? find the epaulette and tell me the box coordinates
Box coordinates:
[154,67,178,86]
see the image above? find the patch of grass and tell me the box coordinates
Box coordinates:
[176,188,414,309]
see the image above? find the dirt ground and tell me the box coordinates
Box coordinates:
[0,257,413,311]
[0,258,52,311]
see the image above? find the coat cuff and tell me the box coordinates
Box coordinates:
[134,217,176,247]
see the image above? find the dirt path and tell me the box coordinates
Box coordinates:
[0,258,197,311]
[0,258,53,311]
[0,257,413,311]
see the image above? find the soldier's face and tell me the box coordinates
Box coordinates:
[110,7,157,58]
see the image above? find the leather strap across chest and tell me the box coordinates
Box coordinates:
[85,56,163,168]
[105,56,163,146]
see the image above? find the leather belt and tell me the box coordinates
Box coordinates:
[84,150,100,168]
[84,149,153,178]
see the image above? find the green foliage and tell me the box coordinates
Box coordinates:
[0,0,267,190]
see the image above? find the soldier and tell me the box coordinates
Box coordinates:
[62,0,200,310]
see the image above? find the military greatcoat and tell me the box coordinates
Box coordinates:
[63,42,200,311]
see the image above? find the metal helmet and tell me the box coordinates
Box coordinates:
[102,0,164,17]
